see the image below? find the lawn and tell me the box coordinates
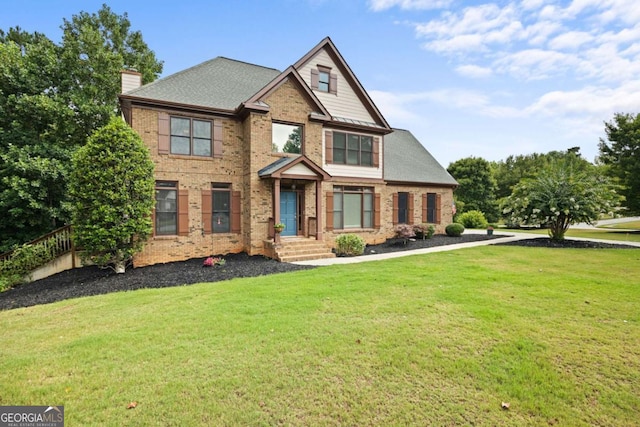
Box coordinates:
[1,246,639,426]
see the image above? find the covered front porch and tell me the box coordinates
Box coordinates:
[258,156,334,261]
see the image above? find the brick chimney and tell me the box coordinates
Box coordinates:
[120,69,142,93]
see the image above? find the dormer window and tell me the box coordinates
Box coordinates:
[311,66,337,94]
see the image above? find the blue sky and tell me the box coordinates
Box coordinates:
[3,0,639,167]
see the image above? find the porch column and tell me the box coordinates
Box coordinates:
[315,180,323,241]
[274,178,281,243]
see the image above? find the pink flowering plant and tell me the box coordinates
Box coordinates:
[394,223,415,245]
[203,256,226,267]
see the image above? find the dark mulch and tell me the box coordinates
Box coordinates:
[495,238,640,249]
[0,253,315,311]
[1,233,636,311]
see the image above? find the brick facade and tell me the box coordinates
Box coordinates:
[125,46,455,267]
[129,77,455,266]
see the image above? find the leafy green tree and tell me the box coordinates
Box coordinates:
[598,113,640,215]
[502,162,619,240]
[58,4,162,137]
[492,148,594,200]
[0,31,73,250]
[0,6,162,251]
[447,157,499,222]
[69,117,154,273]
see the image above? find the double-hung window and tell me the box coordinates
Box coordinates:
[318,70,330,92]
[398,192,409,224]
[212,183,231,233]
[333,186,374,229]
[311,66,336,94]
[333,132,373,166]
[426,193,438,223]
[155,181,178,235]
[170,117,212,156]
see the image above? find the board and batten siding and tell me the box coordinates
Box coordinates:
[297,50,376,124]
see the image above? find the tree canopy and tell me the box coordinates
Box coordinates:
[69,117,155,273]
[598,113,640,215]
[502,161,619,240]
[447,157,499,222]
[492,148,593,201]
[0,5,162,252]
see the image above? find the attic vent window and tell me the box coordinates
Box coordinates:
[311,66,337,94]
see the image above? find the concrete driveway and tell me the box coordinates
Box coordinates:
[572,216,640,230]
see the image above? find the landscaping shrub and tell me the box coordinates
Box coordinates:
[413,223,435,240]
[394,223,416,245]
[457,210,489,229]
[445,223,465,237]
[0,238,58,291]
[335,234,366,256]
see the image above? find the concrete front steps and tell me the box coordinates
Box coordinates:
[274,237,335,263]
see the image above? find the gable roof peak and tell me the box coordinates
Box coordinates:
[293,37,390,131]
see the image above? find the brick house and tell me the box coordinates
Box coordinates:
[119,37,457,266]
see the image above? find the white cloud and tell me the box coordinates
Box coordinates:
[403,0,640,85]
[370,88,522,122]
[548,31,594,50]
[455,64,493,78]
[368,0,450,11]
[494,49,581,80]
[519,20,563,46]
[526,81,640,130]
[415,3,519,38]
[521,0,550,11]
[423,33,486,53]
[368,90,421,123]
[369,0,640,162]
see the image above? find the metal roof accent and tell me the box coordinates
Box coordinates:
[332,116,387,130]
[258,156,299,177]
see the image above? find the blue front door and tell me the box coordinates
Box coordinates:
[280,191,297,236]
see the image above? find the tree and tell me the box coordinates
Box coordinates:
[598,113,640,215]
[502,161,619,240]
[447,157,499,222]
[492,148,595,200]
[69,117,154,273]
[58,4,163,137]
[0,30,73,250]
[0,6,162,251]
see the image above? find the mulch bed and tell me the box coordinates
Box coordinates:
[1,233,636,311]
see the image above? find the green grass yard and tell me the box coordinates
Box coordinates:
[1,246,639,426]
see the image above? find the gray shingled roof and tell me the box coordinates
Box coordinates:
[258,156,299,177]
[124,57,281,110]
[384,129,458,186]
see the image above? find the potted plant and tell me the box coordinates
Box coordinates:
[274,223,286,233]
